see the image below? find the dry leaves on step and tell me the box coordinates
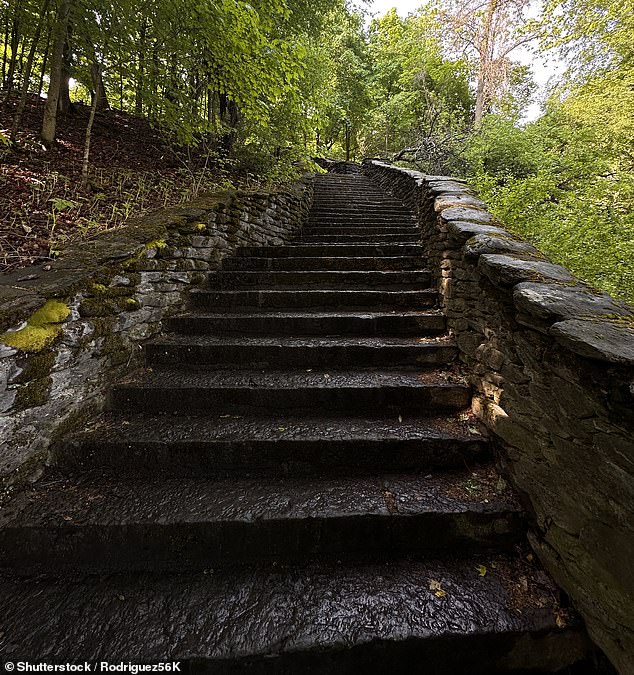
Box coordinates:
[429,579,447,598]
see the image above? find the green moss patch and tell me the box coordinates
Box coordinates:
[1,299,70,353]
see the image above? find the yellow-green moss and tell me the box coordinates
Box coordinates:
[146,239,168,250]
[1,299,70,353]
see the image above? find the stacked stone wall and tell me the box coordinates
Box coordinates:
[0,178,312,492]
[363,159,634,674]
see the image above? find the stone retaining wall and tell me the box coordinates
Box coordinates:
[0,179,312,493]
[363,159,634,674]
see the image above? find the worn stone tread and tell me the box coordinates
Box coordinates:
[207,269,432,288]
[66,411,484,444]
[235,244,426,257]
[0,557,589,670]
[166,310,446,336]
[56,412,488,477]
[0,468,519,528]
[222,256,426,271]
[189,288,439,310]
[146,334,454,349]
[115,363,464,387]
[0,469,524,572]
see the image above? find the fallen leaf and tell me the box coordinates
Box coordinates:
[477,565,487,577]
[323,373,330,379]
[398,414,403,423]
[429,579,448,596]
[555,609,567,629]
[277,427,287,432]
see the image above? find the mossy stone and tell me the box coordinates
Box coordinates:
[1,299,70,353]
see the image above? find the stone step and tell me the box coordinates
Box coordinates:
[166,310,446,336]
[306,220,417,229]
[0,555,590,671]
[222,255,426,271]
[144,334,454,367]
[304,227,418,236]
[299,234,420,244]
[310,205,411,214]
[189,288,438,310]
[111,367,468,414]
[235,244,426,257]
[206,270,432,289]
[0,469,524,573]
[54,413,488,477]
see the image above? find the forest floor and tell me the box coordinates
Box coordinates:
[0,95,241,274]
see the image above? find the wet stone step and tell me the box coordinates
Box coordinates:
[55,413,488,477]
[110,366,469,414]
[189,288,438,310]
[0,469,524,573]
[222,256,426,271]
[166,310,446,336]
[303,227,418,236]
[206,270,432,289]
[299,234,421,243]
[235,244,426,257]
[143,335,456,368]
[0,555,590,671]
[309,209,413,216]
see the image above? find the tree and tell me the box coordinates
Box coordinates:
[440,0,538,125]
[41,0,72,147]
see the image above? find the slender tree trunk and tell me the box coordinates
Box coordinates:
[89,57,108,110]
[134,18,146,115]
[11,0,49,143]
[81,62,99,189]
[38,26,51,95]
[41,0,72,147]
[2,4,9,88]
[119,69,122,109]
[4,2,21,100]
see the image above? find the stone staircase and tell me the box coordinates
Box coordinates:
[0,173,593,671]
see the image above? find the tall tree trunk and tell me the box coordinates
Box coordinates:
[41,0,72,147]
[81,62,99,189]
[134,18,146,115]
[57,31,73,113]
[38,25,51,96]
[11,0,49,143]
[474,0,497,127]
[4,1,22,100]
[2,4,9,87]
